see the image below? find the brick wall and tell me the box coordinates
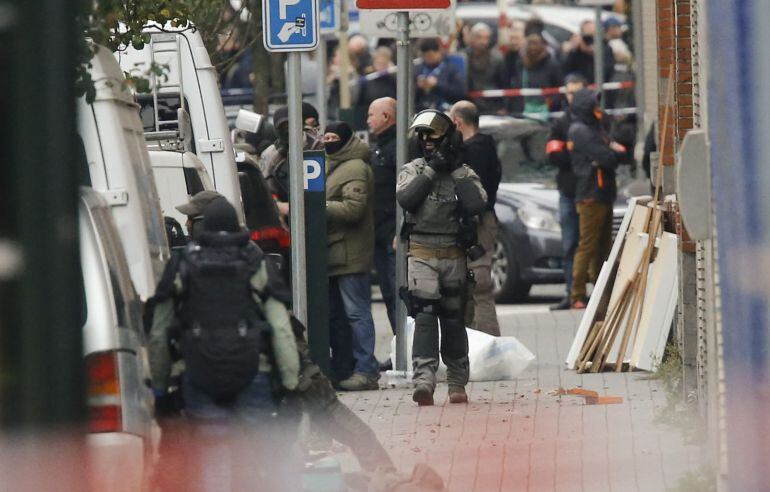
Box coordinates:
[656,0,695,166]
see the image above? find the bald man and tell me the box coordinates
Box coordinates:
[367,97,398,353]
[450,100,502,336]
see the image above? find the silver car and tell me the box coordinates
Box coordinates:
[80,187,157,491]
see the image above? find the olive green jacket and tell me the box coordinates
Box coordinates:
[148,260,299,392]
[325,137,375,277]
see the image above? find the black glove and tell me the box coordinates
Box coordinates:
[427,150,450,173]
[448,153,463,172]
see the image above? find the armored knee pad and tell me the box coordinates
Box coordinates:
[438,283,465,319]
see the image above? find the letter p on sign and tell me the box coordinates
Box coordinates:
[279,0,301,18]
[304,159,323,191]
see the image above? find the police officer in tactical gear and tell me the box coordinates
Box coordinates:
[149,198,300,491]
[396,110,488,406]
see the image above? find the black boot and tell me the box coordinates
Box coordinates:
[550,297,571,311]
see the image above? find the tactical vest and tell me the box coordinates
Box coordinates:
[404,159,462,247]
[177,234,270,401]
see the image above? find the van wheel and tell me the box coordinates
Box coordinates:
[491,233,531,303]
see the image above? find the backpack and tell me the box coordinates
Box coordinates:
[175,236,270,401]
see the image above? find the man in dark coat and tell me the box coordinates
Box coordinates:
[415,38,467,112]
[450,100,502,336]
[356,47,397,110]
[563,20,615,85]
[568,88,625,308]
[464,22,507,114]
[508,33,563,117]
[366,97,398,343]
[546,74,586,310]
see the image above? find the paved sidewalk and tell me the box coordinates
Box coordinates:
[336,308,702,492]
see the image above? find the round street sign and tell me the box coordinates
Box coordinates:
[356,0,450,9]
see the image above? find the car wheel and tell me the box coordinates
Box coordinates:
[491,232,532,303]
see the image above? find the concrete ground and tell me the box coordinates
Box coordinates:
[333,285,702,491]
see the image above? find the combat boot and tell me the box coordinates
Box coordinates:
[412,383,434,406]
[448,385,468,404]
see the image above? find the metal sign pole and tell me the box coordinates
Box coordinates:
[594,6,605,109]
[288,52,308,325]
[395,11,410,372]
[316,39,328,129]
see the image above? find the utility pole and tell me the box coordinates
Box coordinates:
[394,11,411,372]
[1,0,85,429]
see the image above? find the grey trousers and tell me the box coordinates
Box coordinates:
[407,255,470,390]
[468,211,501,337]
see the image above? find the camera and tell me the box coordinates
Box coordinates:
[582,34,594,46]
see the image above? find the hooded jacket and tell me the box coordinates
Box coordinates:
[325,136,375,276]
[567,89,618,204]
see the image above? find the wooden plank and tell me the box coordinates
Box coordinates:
[608,206,651,309]
[631,232,679,371]
[605,231,649,363]
[564,196,650,369]
[614,209,663,371]
[578,284,630,373]
[594,277,637,372]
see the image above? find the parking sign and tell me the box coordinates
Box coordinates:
[263,0,320,52]
[303,151,326,191]
[319,0,340,34]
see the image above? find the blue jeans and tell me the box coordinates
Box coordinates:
[329,273,379,379]
[373,237,397,334]
[559,193,580,298]
[183,373,298,492]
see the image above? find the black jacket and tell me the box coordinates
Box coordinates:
[356,73,397,109]
[461,132,501,211]
[465,48,508,114]
[415,59,467,111]
[568,89,618,204]
[370,125,398,242]
[546,112,576,198]
[563,43,615,85]
[509,53,564,114]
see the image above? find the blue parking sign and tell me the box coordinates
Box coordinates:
[263,0,319,52]
[319,0,339,34]
[303,151,325,192]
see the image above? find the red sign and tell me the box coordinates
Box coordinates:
[356,0,450,9]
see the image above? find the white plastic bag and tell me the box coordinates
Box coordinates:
[389,317,535,382]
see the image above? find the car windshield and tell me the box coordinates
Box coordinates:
[481,117,556,185]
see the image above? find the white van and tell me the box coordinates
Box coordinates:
[149,149,214,232]
[78,44,170,300]
[116,26,245,223]
[80,187,156,492]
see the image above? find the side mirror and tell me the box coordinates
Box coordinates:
[235,109,264,134]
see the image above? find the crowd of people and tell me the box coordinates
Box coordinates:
[318,16,634,121]
[145,12,635,490]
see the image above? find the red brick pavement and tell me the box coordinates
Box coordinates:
[336,309,701,491]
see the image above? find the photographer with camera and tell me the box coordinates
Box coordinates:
[563,20,615,85]
[396,110,487,406]
[450,101,502,337]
